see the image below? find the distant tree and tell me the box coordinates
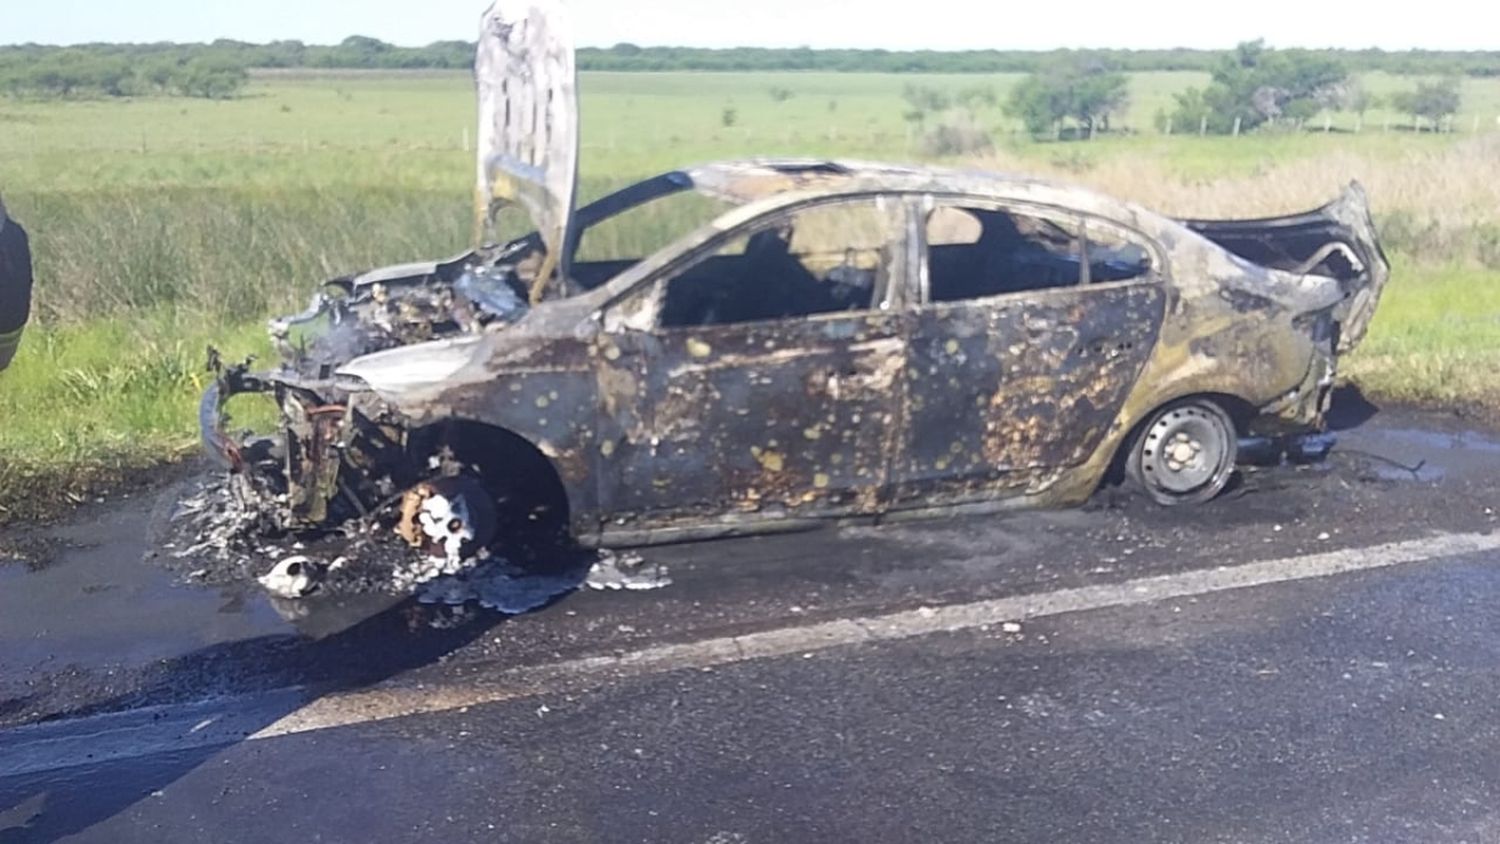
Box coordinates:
[1390,78,1462,129]
[259,40,308,68]
[721,106,737,127]
[1168,40,1349,133]
[1005,57,1129,137]
[340,35,393,56]
[900,84,952,126]
[173,56,249,99]
[898,83,996,155]
[1344,79,1381,117]
[955,85,998,111]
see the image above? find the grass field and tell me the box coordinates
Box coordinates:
[2,69,1498,520]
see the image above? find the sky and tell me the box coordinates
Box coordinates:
[1,0,1492,51]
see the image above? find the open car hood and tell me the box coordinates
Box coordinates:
[474,0,579,302]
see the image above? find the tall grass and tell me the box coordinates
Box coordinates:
[27,189,468,324]
[17,138,1500,331]
[0,316,267,519]
[977,135,1500,269]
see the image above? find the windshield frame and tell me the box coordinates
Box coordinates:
[498,169,741,292]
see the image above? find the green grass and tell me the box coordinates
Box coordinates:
[0,316,269,518]
[1,69,1498,522]
[5,69,1499,194]
[1344,261,1500,406]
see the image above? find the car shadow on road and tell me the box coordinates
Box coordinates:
[1325,384,1382,432]
[0,546,599,844]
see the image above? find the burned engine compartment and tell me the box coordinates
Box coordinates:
[181,239,674,606]
[191,245,560,591]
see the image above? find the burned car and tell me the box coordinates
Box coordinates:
[202,1,1389,559]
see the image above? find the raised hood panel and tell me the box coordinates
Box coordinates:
[474,0,579,302]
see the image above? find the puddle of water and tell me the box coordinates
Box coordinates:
[1364,426,1500,454]
[1363,458,1447,483]
[0,501,299,677]
[0,553,292,676]
[1336,424,1500,483]
[0,494,670,684]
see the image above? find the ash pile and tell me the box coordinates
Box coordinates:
[155,472,670,615]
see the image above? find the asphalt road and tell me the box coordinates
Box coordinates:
[4,398,1500,843]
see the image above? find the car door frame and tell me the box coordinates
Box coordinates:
[586,192,919,542]
[890,192,1171,509]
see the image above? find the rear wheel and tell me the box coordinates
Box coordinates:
[1126,398,1238,505]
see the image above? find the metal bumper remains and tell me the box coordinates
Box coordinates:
[200,358,406,532]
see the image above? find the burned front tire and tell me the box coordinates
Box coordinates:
[1126,398,1238,506]
[406,421,573,555]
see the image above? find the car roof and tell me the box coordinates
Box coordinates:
[682,158,1161,228]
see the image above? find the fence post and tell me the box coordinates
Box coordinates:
[1323,113,1332,133]
[1199,115,1208,136]
[1232,116,1241,137]
[1165,117,1173,136]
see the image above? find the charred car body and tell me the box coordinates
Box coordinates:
[202,1,1390,554]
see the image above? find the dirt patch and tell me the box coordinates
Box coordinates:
[0,456,200,530]
[0,533,66,572]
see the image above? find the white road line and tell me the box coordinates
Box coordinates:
[4,529,1499,779]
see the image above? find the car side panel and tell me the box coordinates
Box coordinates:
[418,334,605,531]
[594,312,906,530]
[891,283,1165,506]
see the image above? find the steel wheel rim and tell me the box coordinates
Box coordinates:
[1138,407,1231,496]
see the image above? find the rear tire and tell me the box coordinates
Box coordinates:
[1126,398,1238,506]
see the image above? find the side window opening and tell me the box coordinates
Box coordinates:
[659,200,898,329]
[1083,225,1154,284]
[925,206,1152,303]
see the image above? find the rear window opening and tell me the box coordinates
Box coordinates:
[1186,221,1367,283]
[925,206,1152,303]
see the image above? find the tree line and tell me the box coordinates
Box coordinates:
[579,44,1500,78]
[0,45,251,99]
[1002,41,1468,139]
[0,38,1497,101]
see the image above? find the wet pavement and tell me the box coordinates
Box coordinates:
[4,398,1500,842]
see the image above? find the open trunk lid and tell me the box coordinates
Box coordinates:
[474,0,579,303]
[1179,182,1389,353]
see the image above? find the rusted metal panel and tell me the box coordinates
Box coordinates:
[893,284,1163,507]
[423,333,604,526]
[596,312,907,528]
